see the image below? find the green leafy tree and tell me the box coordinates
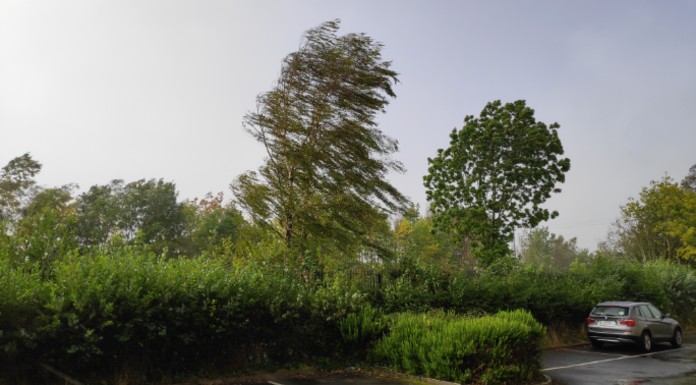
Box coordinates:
[518,226,590,270]
[233,20,408,261]
[392,204,466,267]
[424,100,570,264]
[609,177,696,263]
[74,181,123,247]
[14,186,78,276]
[0,153,42,228]
[75,179,186,254]
[121,179,186,253]
[181,192,246,256]
[682,163,696,192]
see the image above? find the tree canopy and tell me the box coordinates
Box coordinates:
[233,20,408,260]
[518,226,590,270]
[424,100,570,264]
[75,179,187,254]
[608,177,696,264]
[0,153,42,227]
[682,163,696,192]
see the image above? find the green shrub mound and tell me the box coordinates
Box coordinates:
[373,309,545,384]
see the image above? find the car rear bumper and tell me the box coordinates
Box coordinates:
[588,331,641,345]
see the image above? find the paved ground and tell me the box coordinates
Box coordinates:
[542,332,696,385]
[220,333,696,385]
[259,372,433,385]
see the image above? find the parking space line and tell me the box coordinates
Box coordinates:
[268,382,285,385]
[543,346,696,372]
[558,348,627,357]
[542,354,635,372]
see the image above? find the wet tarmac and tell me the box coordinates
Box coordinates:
[234,333,696,385]
[542,332,696,385]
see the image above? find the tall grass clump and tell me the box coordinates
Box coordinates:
[339,304,386,360]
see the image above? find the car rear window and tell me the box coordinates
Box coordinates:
[592,306,629,317]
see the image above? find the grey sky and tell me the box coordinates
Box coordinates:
[1,1,695,250]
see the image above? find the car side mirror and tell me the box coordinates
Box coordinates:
[663,313,670,319]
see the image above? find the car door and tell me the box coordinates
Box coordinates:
[639,304,667,340]
[646,304,673,340]
[635,305,652,332]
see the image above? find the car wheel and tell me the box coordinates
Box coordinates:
[590,340,603,349]
[641,331,652,352]
[671,328,683,348]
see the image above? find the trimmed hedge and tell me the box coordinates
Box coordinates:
[373,310,545,384]
[2,248,696,384]
[370,257,696,326]
[0,250,365,383]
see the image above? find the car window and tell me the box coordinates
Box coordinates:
[647,304,663,318]
[639,305,656,318]
[592,306,629,316]
[634,306,645,317]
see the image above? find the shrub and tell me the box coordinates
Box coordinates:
[2,245,696,383]
[0,258,48,379]
[373,309,545,384]
[0,248,352,382]
[339,305,386,359]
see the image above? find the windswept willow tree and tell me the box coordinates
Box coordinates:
[233,20,408,259]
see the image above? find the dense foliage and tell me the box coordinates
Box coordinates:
[424,100,570,264]
[604,176,696,264]
[2,246,695,384]
[233,20,408,261]
[0,248,365,383]
[682,163,696,192]
[374,310,545,384]
[0,153,42,226]
[519,226,591,270]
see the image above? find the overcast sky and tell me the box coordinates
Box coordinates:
[2,1,695,250]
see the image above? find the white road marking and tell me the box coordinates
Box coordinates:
[543,345,696,372]
[543,354,635,372]
[560,348,626,357]
[268,382,285,385]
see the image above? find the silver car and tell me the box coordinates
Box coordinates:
[586,301,682,352]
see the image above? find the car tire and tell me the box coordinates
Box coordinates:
[590,340,603,349]
[671,328,683,348]
[641,331,652,353]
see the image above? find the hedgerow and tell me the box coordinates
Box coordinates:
[0,248,365,383]
[1,247,695,384]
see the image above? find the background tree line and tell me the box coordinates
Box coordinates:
[2,20,694,274]
[3,149,694,274]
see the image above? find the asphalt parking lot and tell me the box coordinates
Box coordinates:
[542,332,696,385]
[218,333,696,385]
[259,373,430,385]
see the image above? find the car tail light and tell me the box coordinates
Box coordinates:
[620,319,636,327]
[586,317,596,324]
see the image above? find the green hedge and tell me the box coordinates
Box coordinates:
[373,257,696,326]
[0,249,366,382]
[2,248,696,384]
[373,309,545,384]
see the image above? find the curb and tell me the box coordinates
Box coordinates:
[317,367,551,385]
